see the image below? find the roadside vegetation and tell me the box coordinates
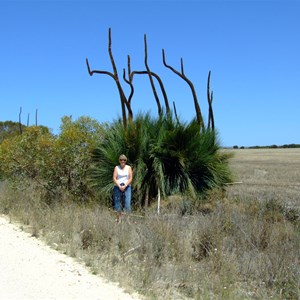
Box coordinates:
[0,118,299,299]
[1,27,299,299]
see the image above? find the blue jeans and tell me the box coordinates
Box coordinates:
[113,185,131,212]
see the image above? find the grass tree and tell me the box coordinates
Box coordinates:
[89,113,233,209]
[87,28,233,209]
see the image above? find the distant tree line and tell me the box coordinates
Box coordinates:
[0,121,26,143]
[232,144,300,149]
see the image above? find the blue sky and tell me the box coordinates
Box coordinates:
[1,0,299,147]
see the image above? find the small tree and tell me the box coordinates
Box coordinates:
[87,29,232,208]
[0,117,106,203]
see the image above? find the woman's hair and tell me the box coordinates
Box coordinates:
[119,154,127,161]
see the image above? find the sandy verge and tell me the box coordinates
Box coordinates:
[0,215,140,300]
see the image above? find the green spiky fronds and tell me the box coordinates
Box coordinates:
[89,113,233,207]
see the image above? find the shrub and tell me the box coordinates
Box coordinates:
[0,116,105,203]
[89,113,233,208]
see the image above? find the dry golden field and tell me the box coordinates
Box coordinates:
[226,148,300,209]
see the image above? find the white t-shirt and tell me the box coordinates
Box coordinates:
[116,165,130,185]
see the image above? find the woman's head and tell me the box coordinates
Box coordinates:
[119,154,127,163]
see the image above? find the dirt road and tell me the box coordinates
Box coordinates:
[0,216,139,300]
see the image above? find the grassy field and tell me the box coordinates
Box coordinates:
[227,148,300,209]
[1,148,299,299]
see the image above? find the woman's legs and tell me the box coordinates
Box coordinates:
[114,185,131,213]
[124,185,132,212]
[113,186,122,212]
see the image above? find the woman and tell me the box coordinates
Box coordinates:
[113,154,133,214]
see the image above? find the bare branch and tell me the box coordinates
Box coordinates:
[86,28,128,128]
[207,71,215,130]
[123,69,134,100]
[125,55,134,106]
[162,49,204,129]
[86,58,115,79]
[131,70,170,114]
[181,58,184,75]
[144,34,162,116]
[127,34,170,115]
[108,28,119,80]
[122,55,134,122]
[173,101,179,124]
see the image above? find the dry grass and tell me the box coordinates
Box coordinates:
[227,148,300,209]
[0,149,300,299]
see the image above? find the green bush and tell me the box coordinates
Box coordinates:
[89,113,233,208]
[0,116,105,203]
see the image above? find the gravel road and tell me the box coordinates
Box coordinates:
[0,216,140,300]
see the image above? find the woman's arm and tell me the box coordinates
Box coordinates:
[125,166,133,187]
[113,166,120,188]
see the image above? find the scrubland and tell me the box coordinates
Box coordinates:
[0,148,299,299]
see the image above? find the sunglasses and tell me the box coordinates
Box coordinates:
[119,159,127,162]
